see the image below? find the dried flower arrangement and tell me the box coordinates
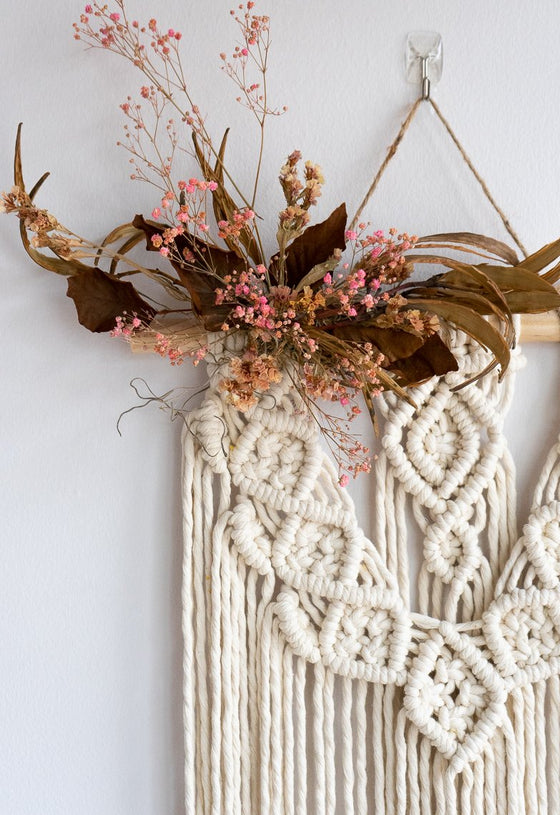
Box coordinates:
[2,1,560,482]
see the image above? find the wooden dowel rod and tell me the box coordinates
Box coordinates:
[130,311,560,353]
[519,312,560,343]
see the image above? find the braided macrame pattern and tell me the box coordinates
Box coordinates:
[181,332,560,814]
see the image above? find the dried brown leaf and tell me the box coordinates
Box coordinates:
[405,297,511,380]
[386,334,459,386]
[133,213,239,280]
[331,323,424,363]
[282,203,347,289]
[66,268,156,332]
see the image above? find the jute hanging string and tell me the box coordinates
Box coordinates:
[349,96,529,259]
[181,97,560,815]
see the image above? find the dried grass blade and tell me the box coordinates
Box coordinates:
[504,291,560,313]
[475,264,558,293]
[17,232,82,275]
[409,243,502,263]
[109,233,145,275]
[28,172,50,202]
[406,254,489,274]
[14,123,24,190]
[416,232,519,265]
[515,238,560,274]
[542,260,560,284]
[100,222,140,247]
[406,285,508,318]
[374,365,416,405]
[192,130,263,265]
[94,223,141,268]
[295,256,340,291]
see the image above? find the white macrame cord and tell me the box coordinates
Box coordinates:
[181,332,560,815]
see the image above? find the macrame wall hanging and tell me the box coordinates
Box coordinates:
[4,8,560,815]
[183,329,560,815]
[180,98,560,814]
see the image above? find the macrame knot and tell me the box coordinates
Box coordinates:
[522,500,560,588]
[187,394,229,473]
[404,626,507,776]
[483,587,560,685]
[228,405,322,508]
[425,510,480,571]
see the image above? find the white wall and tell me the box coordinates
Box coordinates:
[1,2,559,813]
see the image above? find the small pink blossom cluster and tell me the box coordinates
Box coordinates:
[229,2,269,45]
[153,336,207,367]
[345,226,417,288]
[215,268,317,357]
[219,3,286,119]
[75,4,182,50]
[149,178,220,256]
[153,334,186,365]
[110,313,142,337]
[116,87,181,192]
[217,208,255,241]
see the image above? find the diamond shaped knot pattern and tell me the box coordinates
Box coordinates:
[230,480,411,684]
[403,624,507,776]
[382,383,504,512]
[483,587,560,685]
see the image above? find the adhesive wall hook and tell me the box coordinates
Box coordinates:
[405,32,443,100]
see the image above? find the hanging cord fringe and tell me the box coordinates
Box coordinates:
[349,97,528,259]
